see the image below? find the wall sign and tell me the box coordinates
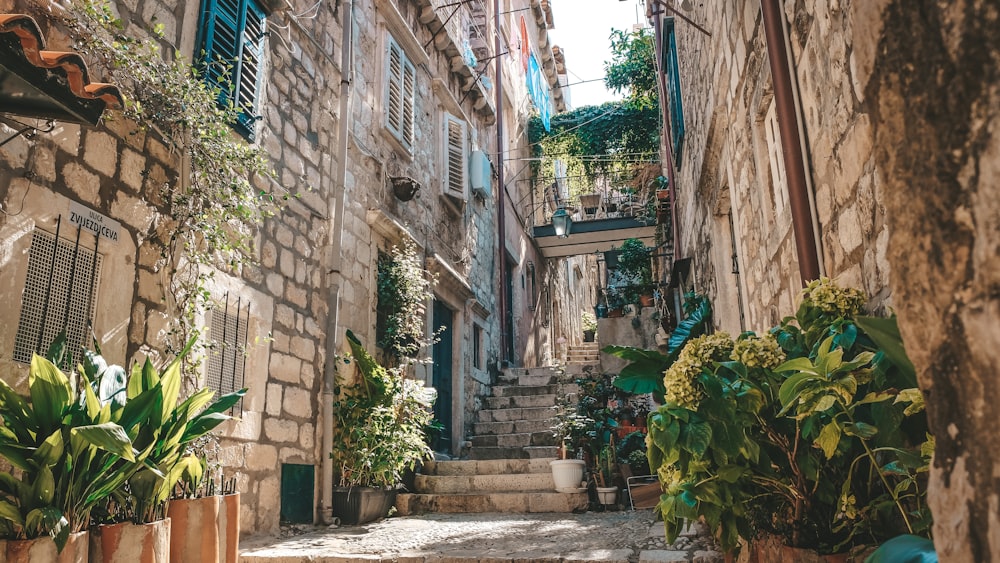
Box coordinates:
[68,200,121,243]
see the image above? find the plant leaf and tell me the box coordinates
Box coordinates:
[816,421,841,459]
[71,423,135,462]
[855,315,917,387]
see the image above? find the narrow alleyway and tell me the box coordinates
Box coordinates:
[240,512,722,563]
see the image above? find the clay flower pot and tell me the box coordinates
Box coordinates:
[89,519,170,563]
[168,496,219,563]
[217,493,241,563]
[5,531,88,562]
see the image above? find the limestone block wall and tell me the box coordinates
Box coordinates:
[667,0,893,336]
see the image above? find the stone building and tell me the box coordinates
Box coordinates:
[647,0,1000,558]
[0,0,569,535]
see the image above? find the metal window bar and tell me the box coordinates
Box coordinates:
[206,292,249,416]
[14,222,102,370]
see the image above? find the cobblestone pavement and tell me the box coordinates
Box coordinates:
[240,511,723,563]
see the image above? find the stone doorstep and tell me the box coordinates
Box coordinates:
[422,458,554,476]
[394,491,589,515]
[413,472,554,494]
[474,419,554,435]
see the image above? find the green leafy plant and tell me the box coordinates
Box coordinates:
[605,292,712,401]
[593,444,618,488]
[330,331,435,489]
[117,337,245,523]
[376,241,435,364]
[644,279,932,555]
[0,337,147,551]
[64,1,284,371]
[582,311,598,334]
[604,28,659,110]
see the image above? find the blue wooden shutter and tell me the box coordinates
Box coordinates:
[663,18,684,164]
[198,0,266,140]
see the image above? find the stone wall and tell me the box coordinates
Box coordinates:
[658,0,1000,557]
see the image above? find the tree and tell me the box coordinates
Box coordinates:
[604,28,659,110]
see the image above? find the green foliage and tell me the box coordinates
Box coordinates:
[330,332,435,489]
[116,337,245,523]
[582,311,598,333]
[644,281,932,555]
[376,241,435,364]
[528,102,660,187]
[607,293,712,402]
[0,337,145,549]
[604,28,659,109]
[66,1,284,367]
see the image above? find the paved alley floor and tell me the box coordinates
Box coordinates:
[239,511,723,563]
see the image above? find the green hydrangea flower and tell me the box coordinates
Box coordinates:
[801,277,867,317]
[731,333,786,369]
[663,332,734,409]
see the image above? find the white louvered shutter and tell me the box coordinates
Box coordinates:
[400,56,416,147]
[444,114,467,200]
[386,39,404,139]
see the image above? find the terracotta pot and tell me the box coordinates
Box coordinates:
[89,519,170,563]
[6,531,87,562]
[168,497,219,563]
[639,294,655,307]
[607,308,624,318]
[746,535,849,563]
[217,494,240,563]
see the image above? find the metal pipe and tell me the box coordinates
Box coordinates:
[760,0,821,283]
[320,0,354,525]
[495,0,508,366]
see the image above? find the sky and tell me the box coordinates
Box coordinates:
[547,0,649,109]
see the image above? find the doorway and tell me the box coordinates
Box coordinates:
[431,299,454,454]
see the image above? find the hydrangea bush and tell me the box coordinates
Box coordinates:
[646,280,932,555]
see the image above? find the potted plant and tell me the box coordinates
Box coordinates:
[615,238,653,308]
[330,331,435,525]
[593,445,618,506]
[581,311,598,342]
[0,336,151,561]
[643,279,931,558]
[549,401,590,492]
[88,337,245,563]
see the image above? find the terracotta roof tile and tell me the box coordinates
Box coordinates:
[0,13,123,112]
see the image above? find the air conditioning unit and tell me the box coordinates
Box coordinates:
[470,150,492,198]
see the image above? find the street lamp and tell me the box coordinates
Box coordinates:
[551,207,572,238]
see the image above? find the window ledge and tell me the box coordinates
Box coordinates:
[379,126,414,161]
[375,0,430,67]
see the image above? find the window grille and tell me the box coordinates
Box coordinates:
[385,36,416,149]
[197,0,267,140]
[206,292,250,414]
[13,227,102,370]
[443,113,467,199]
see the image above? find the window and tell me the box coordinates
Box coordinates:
[472,324,482,370]
[13,229,101,370]
[386,36,416,149]
[197,0,267,141]
[662,18,684,164]
[206,292,250,414]
[443,113,467,199]
[763,101,787,211]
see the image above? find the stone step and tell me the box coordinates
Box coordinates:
[498,372,559,386]
[471,432,558,449]
[490,383,561,397]
[413,472,555,494]
[473,419,554,436]
[485,394,559,409]
[420,458,554,476]
[467,445,559,460]
[395,491,588,515]
[476,406,557,423]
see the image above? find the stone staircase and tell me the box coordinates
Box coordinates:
[567,341,600,365]
[396,365,597,516]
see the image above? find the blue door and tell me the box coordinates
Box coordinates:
[431,300,453,453]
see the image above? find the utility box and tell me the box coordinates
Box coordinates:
[470,150,492,198]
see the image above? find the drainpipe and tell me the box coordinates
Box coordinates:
[760,0,821,284]
[320,0,354,525]
[495,0,508,366]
